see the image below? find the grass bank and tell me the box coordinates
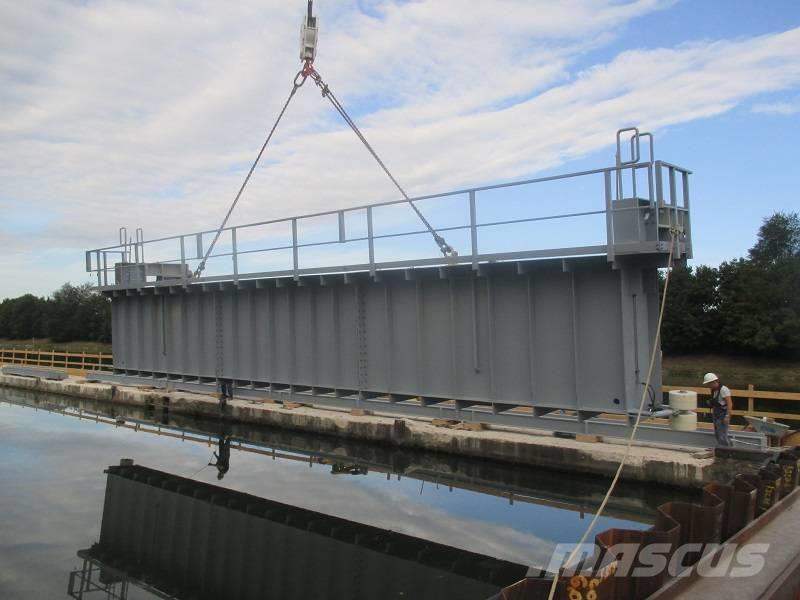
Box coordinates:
[663,354,800,392]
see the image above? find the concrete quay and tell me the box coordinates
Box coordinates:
[0,372,767,490]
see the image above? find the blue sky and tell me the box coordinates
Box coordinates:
[1,0,799,298]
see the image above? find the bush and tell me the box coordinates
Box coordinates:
[662,211,800,358]
[0,283,111,343]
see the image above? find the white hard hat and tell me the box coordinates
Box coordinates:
[702,372,719,385]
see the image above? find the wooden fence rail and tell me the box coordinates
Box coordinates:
[1,348,798,426]
[0,348,113,374]
[663,385,800,423]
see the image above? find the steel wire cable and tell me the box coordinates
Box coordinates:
[196,62,457,279]
[545,230,679,600]
[195,79,304,278]
[309,68,457,257]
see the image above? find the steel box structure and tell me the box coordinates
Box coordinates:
[88,130,720,437]
[107,255,666,421]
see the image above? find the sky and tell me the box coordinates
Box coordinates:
[1,0,799,299]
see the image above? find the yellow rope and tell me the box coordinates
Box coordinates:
[546,231,678,600]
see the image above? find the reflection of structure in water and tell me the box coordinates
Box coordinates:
[68,554,169,599]
[209,433,232,480]
[6,388,687,528]
[330,462,368,475]
[69,461,528,600]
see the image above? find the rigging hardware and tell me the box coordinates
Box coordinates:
[195,0,455,278]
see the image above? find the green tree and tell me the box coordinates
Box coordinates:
[717,212,800,356]
[748,212,800,264]
[662,265,719,354]
[44,283,111,343]
[662,211,800,357]
[0,294,46,340]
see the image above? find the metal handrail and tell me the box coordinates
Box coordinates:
[86,157,691,288]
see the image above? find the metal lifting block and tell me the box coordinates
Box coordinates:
[299,0,318,62]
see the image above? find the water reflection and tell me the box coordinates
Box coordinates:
[210,430,232,480]
[68,460,527,599]
[0,388,696,599]
[2,388,692,525]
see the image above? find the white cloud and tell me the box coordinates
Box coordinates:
[752,98,800,115]
[1,1,800,297]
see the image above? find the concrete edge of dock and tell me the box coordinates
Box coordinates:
[0,373,759,489]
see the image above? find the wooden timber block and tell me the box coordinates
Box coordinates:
[458,421,487,432]
[350,409,374,417]
[283,402,307,410]
[575,434,603,443]
[432,418,459,428]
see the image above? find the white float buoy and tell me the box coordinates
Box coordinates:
[668,390,697,411]
[671,411,698,431]
[669,390,698,431]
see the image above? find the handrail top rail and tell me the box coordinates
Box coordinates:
[85,159,690,253]
[662,385,800,401]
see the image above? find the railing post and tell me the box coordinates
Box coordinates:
[469,190,478,270]
[231,228,239,283]
[748,383,754,414]
[668,166,678,233]
[138,228,145,264]
[367,206,375,276]
[668,167,677,206]
[604,170,615,262]
[338,211,346,243]
[95,251,102,286]
[654,161,663,232]
[682,169,692,257]
[292,218,299,280]
[180,236,186,281]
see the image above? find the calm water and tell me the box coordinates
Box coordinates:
[0,387,692,599]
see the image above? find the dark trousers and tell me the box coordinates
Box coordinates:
[713,411,731,447]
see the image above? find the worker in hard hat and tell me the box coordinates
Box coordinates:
[703,373,732,447]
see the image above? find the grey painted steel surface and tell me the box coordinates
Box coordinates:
[1,365,68,380]
[86,130,696,432]
[105,257,663,419]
